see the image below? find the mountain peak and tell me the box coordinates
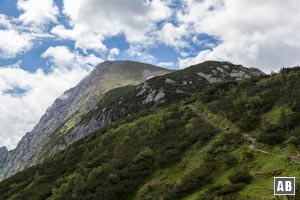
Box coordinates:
[0,61,171,180]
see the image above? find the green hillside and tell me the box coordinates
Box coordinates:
[1,62,300,200]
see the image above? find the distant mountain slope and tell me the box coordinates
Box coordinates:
[76,61,264,133]
[0,61,171,180]
[1,61,292,200]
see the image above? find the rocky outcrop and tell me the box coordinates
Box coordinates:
[143,90,157,104]
[196,62,264,83]
[154,91,165,102]
[198,72,223,83]
[0,147,8,165]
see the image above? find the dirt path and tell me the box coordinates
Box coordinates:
[189,105,300,164]
[243,133,274,155]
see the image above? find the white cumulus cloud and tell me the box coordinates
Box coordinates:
[41,46,103,70]
[177,0,300,72]
[0,0,60,59]
[17,0,59,26]
[158,62,174,68]
[107,48,120,60]
[158,22,190,49]
[0,14,34,58]
[51,0,172,52]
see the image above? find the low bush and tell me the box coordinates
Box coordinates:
[229,170,253,184]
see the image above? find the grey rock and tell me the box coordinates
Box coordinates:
[136,83,148,97]
[230,70,247,78]
[154,91,165,102]
[216,67,225,73]
[212,69,218,74]
[165,78,176,84]
[249,67,266,76]
[222,64,230,69]
[197,63,264,84]
[198,72,223,83]
[0,147,8,165]
[143,90,156,104]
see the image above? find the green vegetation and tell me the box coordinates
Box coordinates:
[2,62,300,199]
[202,67,300,146]
[0,106,218,200]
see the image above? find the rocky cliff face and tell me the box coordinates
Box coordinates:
[0,147,8,166]
[0,61,171,180]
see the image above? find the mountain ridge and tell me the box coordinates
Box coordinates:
[0,60,171,180]
[3,62,300,199]
[0,60,263,181]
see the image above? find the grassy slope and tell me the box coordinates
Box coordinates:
[0,105,219,200]
[149,103,300,200]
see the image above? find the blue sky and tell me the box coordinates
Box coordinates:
[0,0,299,149]
[0,0,213,72]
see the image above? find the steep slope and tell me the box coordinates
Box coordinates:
[0,61,288,200]
[74,61,264,130]
[0,61,171,180]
